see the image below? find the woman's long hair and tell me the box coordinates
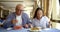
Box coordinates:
[33,8,44,18]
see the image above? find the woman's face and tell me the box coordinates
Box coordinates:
[36,10,43,18]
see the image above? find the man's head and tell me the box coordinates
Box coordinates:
[15,4,24,16]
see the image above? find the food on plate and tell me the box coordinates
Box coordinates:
[14,26,22,30]
[31,27,40,30]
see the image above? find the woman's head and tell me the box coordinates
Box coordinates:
[33,8,44,19]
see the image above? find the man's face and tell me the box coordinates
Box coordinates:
[16,5,24,15]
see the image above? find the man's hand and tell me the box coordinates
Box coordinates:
[29,24,33,28]
[11,19,17,24]
[24,24,33,28]
[24,24,29,28]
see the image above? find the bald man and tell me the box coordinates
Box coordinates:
[3,4,32,29]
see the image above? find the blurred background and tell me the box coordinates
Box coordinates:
[0,0,60,30]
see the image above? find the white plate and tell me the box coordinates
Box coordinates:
[43,28,51,30]
[7,28,12,30]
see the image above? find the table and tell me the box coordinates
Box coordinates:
[0,28,29,32]
[0,28,60,32]
[7,28,29,32]
[41,28,60,32]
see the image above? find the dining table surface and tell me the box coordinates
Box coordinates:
[0,27,60,32]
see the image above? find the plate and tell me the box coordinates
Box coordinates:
[43,28,51,30]
[29,27,42,32]
[7,28,13,30]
